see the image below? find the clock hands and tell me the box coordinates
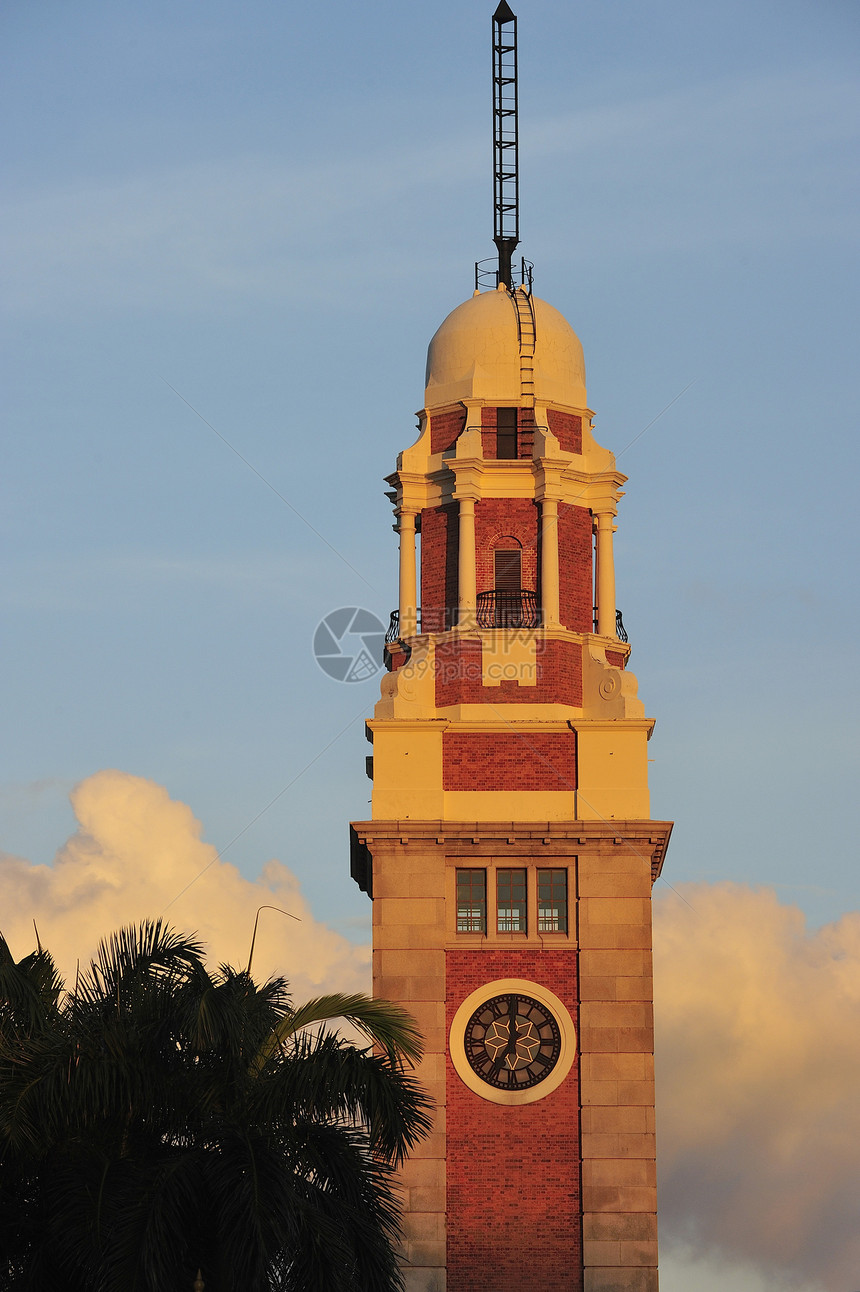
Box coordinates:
[464,992,562,1089]
[504,995,520,1070]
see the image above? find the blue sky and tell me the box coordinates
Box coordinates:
[3,2,859,1287]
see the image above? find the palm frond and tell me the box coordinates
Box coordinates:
[0,934,63,1036]
[72,920,204,1010]
[252,994,424,1075]
[253,1029,433,1165]
[279,1121,405,1292]
[0,923,429,1291]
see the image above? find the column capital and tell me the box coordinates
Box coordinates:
[534,473,566,503]
[449,463,484,501]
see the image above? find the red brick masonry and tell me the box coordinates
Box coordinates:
[446,949,583,1291]
[547,409,583,455]
[421,504,459,633]
[430,408,467,454]
[475,497,538,596]
[435,637,583,708]
[442,730,576,791]
[558,505,593,633]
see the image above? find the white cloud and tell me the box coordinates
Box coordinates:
[0,769,370,1004]
[4,787,859,1288]
[654,882,860,1290]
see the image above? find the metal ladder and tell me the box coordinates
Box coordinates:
[512,285,536,411]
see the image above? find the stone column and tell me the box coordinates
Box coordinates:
[398,509,418,637]
[540,496,560,626]
[457,497,477,628]
[595,511,617,638]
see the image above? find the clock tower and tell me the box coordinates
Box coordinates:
[350,7,671,1290]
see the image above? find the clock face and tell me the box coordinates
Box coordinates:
[463,992,562,1090]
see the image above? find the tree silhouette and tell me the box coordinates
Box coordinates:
[0,920,431,1291]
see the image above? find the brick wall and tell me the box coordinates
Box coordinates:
[446,949,583,1291]
[605,650,626,669]
[548,409,583,455]
[442,730,577,791]
[559,505,593,632]
[475,498,538,595]
[420,504,459,633]
[435,637,582,708]
[430,407,467,454]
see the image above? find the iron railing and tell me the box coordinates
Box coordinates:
[390,601,624,639]
[615,609,628,642]
[593,606,629,641]
[385,610,402,644]
[474,255,534,294]
[387,607,466,640]
[476,588,540,628]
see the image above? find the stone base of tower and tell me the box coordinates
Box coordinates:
[350,819,671,1292]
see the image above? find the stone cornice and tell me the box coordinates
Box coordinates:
[350,818,673,882]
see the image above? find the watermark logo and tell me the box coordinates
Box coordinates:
[313,607,386,682]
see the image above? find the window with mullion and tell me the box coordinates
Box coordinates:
[496,868,527,933]
[537,868,568,933]
[457,869,487,933]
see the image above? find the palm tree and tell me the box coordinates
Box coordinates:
[0,920,432,1291]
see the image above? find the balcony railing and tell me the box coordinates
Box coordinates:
[390,601,625,641]
[592,606,629,642]
[476,589,540,629]
[385,610,402,643]
[387,608,465,640]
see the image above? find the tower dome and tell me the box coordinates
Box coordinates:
[424,286,587,410]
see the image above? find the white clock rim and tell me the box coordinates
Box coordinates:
[449,977,577,1106]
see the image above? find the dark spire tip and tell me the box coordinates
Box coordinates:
[494,1,516,23]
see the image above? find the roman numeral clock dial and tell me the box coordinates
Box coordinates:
[465,992,561,1089]
[449,978,577,1106]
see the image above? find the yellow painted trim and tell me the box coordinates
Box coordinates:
[444,791,576,821]
[576,724,651,821]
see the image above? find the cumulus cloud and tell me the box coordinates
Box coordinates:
[0,769,369,1004]
[654,882,860,1291]
[4,786,859,1288]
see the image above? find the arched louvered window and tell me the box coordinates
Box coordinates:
[494,548,522,592]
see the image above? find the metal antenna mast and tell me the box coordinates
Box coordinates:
[492,1,519,289]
